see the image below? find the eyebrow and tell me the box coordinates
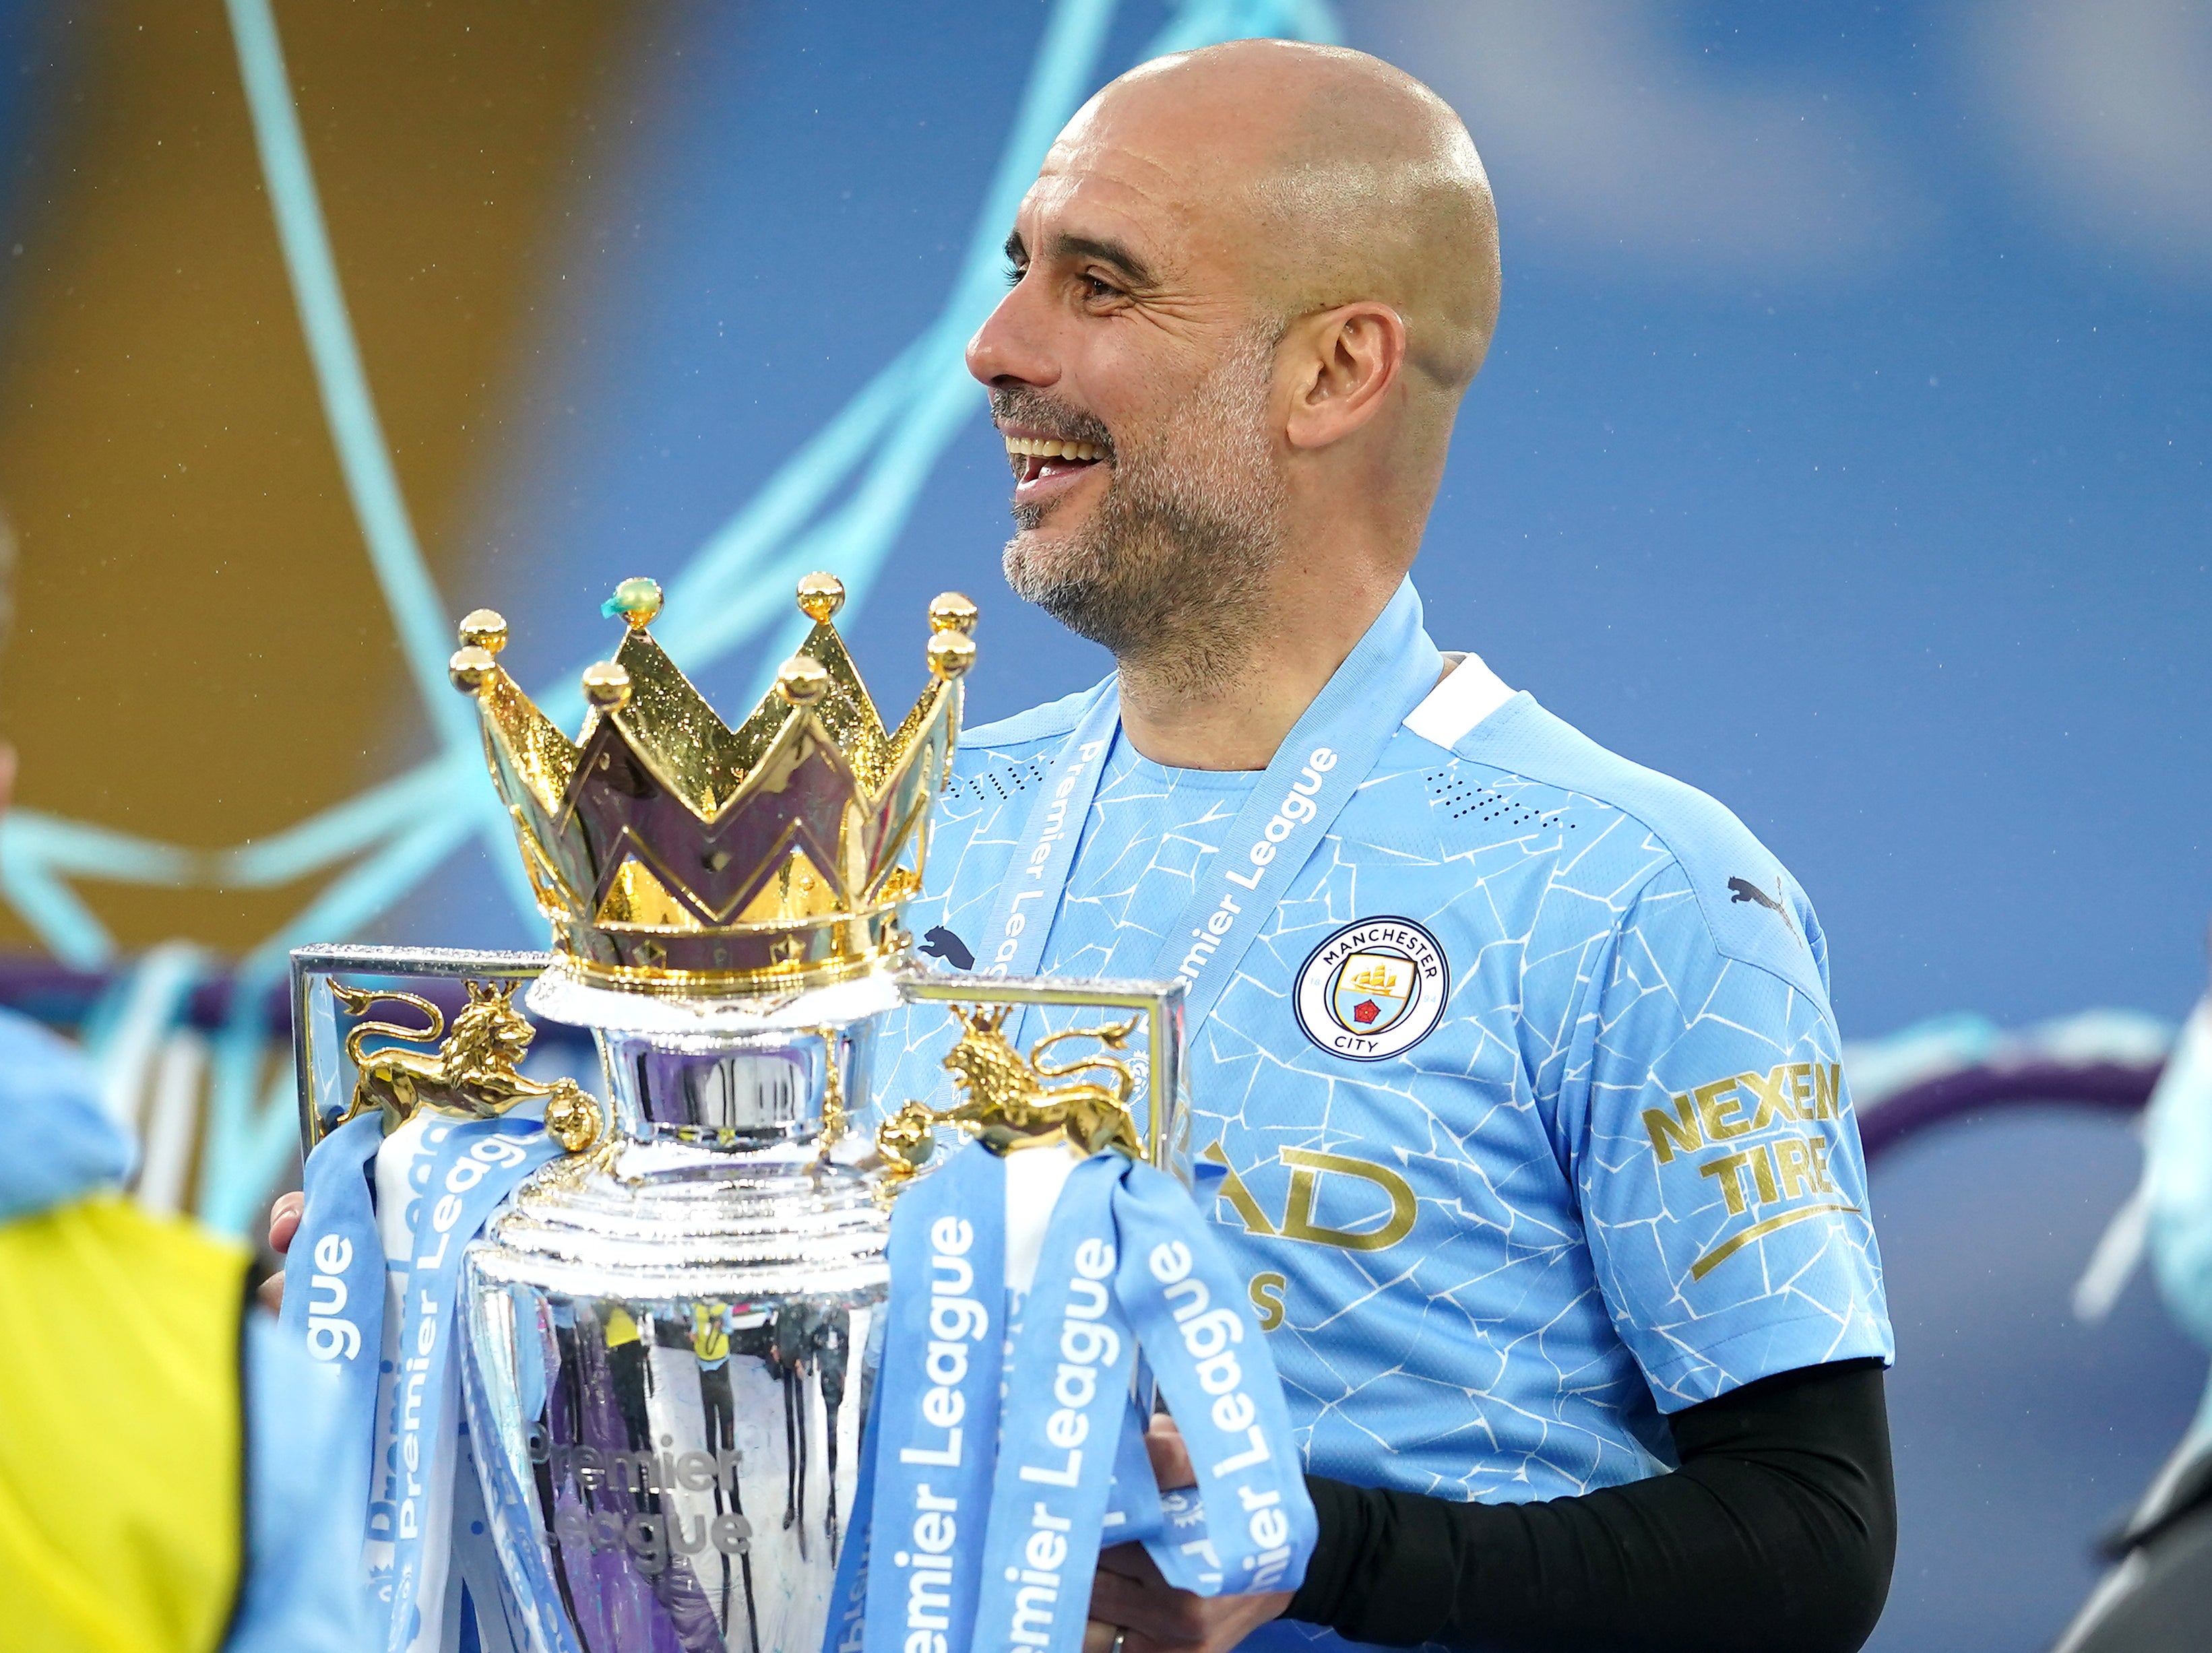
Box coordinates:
[1052,232,1155,288]
[1002,228,1156,289]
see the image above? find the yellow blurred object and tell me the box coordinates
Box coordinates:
[0,1195,248,1652]
[691,1303,729,1364]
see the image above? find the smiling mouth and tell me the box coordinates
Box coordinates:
[1004,432,1109,486]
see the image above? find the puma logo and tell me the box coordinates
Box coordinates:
[918,926,974,970]
[1727,877,1792,930]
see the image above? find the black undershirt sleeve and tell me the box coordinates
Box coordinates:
[1284,1358,1895,1653]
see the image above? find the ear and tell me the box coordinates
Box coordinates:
[1281,301,1408,453]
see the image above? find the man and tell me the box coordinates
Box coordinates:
[879,38,1895,1653]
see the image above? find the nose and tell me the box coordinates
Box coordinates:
[966,276,1058,391]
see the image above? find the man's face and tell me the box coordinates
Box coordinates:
[966,104,1286,657]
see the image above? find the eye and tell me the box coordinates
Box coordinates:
[1003,261,1025,288]
[1081,273,1120,302]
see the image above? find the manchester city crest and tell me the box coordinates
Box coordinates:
[1295,917,1449,1061]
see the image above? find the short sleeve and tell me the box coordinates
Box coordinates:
[1567,865,1893,1411]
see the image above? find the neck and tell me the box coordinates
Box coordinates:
[1116,560,1403,771]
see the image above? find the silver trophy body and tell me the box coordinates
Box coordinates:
[462,971,895,1653]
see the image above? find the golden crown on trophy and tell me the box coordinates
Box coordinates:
[447,572,976,994]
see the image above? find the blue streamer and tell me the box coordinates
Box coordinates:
[7,0,1343,1227]
[222,0,472,754]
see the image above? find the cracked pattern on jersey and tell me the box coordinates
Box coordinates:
[879,721,1891,1510]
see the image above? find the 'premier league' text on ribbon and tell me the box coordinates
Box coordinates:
[972,578,1443,1035]
[1180,746,1337,991]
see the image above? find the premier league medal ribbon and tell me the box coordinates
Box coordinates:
[858,1143,1009,1653]
[280,1109,386,1556]
[287,1112,559,1653]
[377,1117,561,1653]
[1109,1165,1314,1597]
[970,1158,1135,1653]
[850,1142,1316,1653]
[973,577,1444,1034]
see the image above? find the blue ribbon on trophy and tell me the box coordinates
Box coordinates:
[846,1139,1317,1653]
[280,1110,385,1542]
[280,969,571,1653]
[383,1119,563,1652]
[850,1144,1009,1653]
[286,1084,560,1652]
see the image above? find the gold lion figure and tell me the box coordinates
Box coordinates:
[877,1004,1144,1179]
[331,979,602,1151]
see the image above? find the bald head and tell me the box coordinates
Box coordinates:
[1065,39,1500,391]
[968,40,1501,730]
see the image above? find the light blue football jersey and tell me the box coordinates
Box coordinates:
[873,647,1893,1627]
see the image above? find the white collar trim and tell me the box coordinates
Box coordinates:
[1403,650,1515,749]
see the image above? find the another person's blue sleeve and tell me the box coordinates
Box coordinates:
[222,1312,369,1653]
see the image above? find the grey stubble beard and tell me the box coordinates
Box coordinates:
[997,330,1285,703]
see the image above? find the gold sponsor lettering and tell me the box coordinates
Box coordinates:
[1200,1142,1279,1238]
[1647,1063,1851,1165]
[1773,1134,1815,1199]
[1786,1062,1814,1117]
[1643,1095,1703,1163]
[1689,1130,1858,1276]
[1693,1077,1750,1141]
[1813,1062,1841,1120]
[1202,1142,1419,1254]
[1641,1062,1860,1280]
[1248,1272,1288,1332]
[1750,1142,1779,1203]
[1740,1065,1800,1130]
[1280,1148,1419,1252]
[1700,1148,1756,1215]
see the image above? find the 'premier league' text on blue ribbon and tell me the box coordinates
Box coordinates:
[285,1110,559,1653]
[838,1144,1317,1653]
[972,578,1444,1033]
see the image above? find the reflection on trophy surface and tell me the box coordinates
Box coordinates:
[442,572,971,1653]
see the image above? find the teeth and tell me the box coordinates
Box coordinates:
[1004,435,1106,462]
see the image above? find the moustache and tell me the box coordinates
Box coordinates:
[988,387,1116,456]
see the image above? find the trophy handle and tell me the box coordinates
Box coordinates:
[881,973,1187,1185]
[290,945,601,1154]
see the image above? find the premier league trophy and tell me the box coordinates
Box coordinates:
[439,573,964,1653]
[287,570,1250,1653]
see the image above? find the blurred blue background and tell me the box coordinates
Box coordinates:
[1,3,2207,1648]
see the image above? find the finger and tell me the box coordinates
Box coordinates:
[256,1271,286,1315]
[1089,1569,1207,1646]
[1097,1541,1164,1584]
[267,1191,305,1253]
[1143,1417,1196,1490]
[1081,1620,1120,1653]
